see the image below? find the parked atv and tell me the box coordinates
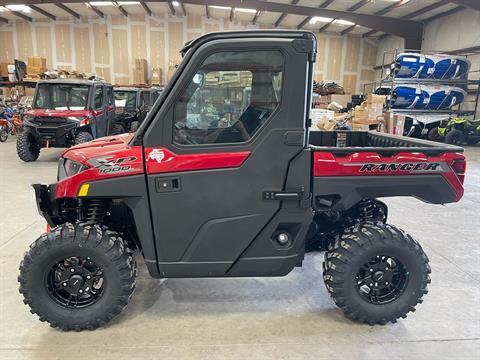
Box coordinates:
[16,79,115,162]
[111,87,162,134]
[428,117,480,145]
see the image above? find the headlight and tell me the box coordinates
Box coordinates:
[58,158,88,180]
[67,116,85,122]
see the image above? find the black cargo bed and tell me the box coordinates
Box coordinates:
[309,131,464,156]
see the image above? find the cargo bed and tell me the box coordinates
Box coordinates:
[309,131,464,155]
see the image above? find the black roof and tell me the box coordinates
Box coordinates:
[180,29,316,56]
[37,78,111,85]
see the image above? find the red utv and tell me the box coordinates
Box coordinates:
[16,79,115,162]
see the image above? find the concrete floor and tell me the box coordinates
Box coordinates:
[0,136,479,360]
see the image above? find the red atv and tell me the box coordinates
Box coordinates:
[19,31,466,331]
[16,79,115,162]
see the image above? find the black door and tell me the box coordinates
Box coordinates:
[142,35,314,277]
[92,85,107,137]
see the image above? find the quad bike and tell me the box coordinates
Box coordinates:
[428,117,480,145]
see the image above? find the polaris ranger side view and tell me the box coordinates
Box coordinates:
[16,79,115,162]
[20,31,467,331]
[111,87,162,134]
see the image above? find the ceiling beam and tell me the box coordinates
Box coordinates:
[29,4,56,20]
[375,0,410,16]
[340,24,357,36]
[423,6,463,22]
[176,0,423,41]
[229,7,234,22]
[6,8,33,21]
[167,0,176,15]
[86,3,105,18]
[402,0,449,20]
[318,19,335,32]
[113,2,128,17]
[347,0,370,12]
[274,0,299,28]
[252,10,261,24]
[140,1,152,16]
[447,0,480,11]
[55,3,80,19]
[180,2,187,16]
[296,0,335,29]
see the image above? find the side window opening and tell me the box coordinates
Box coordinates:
[94,86,104,109]
[173,50,284,146]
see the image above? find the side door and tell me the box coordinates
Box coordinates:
[92,84,107,137]
[142,36,314,277]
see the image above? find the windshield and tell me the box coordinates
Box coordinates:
[33,83,90,110]
[114,91,137,112]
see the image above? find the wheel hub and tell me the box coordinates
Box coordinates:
[47,256,104,309]
[355,255,408,305]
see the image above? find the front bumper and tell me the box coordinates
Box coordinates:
[32,184,58,226]
[25,119,79,146]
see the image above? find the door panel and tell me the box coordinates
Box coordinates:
[143,37,313,277]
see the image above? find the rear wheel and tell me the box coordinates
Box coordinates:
[445,129,465,145]
[130,121,140,132]
[18,223,136,331]
[323,223,430,325]
[16,128,40,162]
[74,131,93,145]
[427,127,443,142]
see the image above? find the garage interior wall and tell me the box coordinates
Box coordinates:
[0,13,377,93]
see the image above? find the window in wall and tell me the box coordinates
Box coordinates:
[173,50,284,145]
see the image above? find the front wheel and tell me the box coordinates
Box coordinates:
[323,223,430,325]
[18,223,136,331]
[0,129,7,142]
[74,131,94,145]
[427,127,443,142]
[445,129,465,145]
[16,128,40,161]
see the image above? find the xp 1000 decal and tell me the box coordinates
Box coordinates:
[88,156,138,174]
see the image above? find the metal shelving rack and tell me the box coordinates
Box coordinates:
[363,48,480,125]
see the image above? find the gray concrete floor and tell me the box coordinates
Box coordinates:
[1,136,479,360]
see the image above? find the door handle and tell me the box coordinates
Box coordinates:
[155,176,181,193]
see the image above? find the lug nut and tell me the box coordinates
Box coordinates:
[385,282,389,285]
[70,268,75,273]
[86,275,91,280]
[79,289,83,293]
[62,282,67,287]
[370,269,373,272]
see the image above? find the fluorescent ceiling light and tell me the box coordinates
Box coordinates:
[171,1,180,6]
[6,5,31,13]
[236,8,257,13]
[89,1,114,6]
[309,16,333,24]
[335,19,355,26]
[209,6,231,11]
[117,1,140,4]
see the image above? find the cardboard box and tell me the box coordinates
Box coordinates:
[151,67,162,85]
[384,111,406,135]
[0,63,13,77]
[134,58,148,84]
[27,56,47,68]
[330,94,351,108]
[311,108,335,131]
[366,93,386,104]
[27,65,46,75]
[352,123,370,131]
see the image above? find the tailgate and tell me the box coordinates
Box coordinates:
[312,149,466,211]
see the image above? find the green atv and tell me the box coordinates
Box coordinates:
[428,117,480,145]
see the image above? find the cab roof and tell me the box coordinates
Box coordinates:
[37,79,111,86]
[180,29,316,56]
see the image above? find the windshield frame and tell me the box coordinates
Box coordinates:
[33,83,91,111]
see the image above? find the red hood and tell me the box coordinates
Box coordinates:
[27,109,91,118]
[62,132,137,165]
